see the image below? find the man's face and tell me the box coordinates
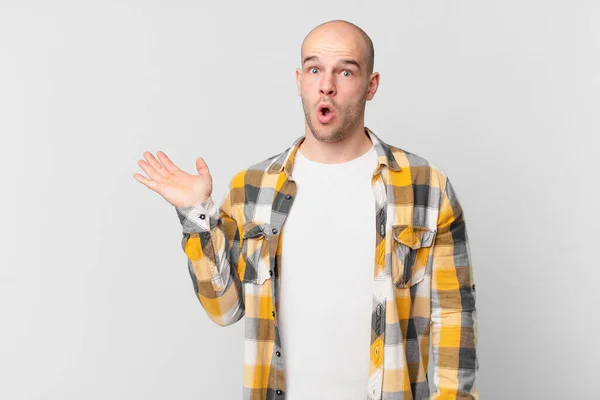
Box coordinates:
[296,29,376,143]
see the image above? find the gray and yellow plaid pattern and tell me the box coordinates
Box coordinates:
[175,127,479,399]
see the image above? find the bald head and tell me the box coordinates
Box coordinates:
[301,20,375,76]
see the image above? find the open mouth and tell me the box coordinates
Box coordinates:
[317,104,335,123]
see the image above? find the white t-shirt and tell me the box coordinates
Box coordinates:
[278,142,379,399]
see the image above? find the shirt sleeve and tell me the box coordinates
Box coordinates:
[174,179,245,327]
[175,196,220,234]
[430,173,479,399]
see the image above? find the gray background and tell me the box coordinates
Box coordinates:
[1,0,598,399]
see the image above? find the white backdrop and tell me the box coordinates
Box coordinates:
[1,1,598,398]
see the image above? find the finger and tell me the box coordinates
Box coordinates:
[133,172,160,192]
[137,159,164,183]
[196,157,210,174]
[143,152,170,179]
[156,151,180,174]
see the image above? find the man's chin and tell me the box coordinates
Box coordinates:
[312,128,344,143]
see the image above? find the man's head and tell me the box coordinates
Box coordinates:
[296,20,379,143]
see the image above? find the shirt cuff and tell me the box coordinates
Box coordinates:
[175,196,219,234]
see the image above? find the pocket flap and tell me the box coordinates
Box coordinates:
[241,221,271,284]
[391,225,436,288]
[243,221,269,239]
[392,225,436,249]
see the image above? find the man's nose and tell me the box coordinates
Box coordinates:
[319,76,336,96]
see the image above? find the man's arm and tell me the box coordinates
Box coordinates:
[430,173,479,399]
[175,176,245,327]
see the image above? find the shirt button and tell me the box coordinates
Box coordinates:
[199,214,205,220]
[269,270,273,277]
[276,390,283,395]
[272,311,275,317]
[285,194,292,200]
[276,351,281,357]
[272,228,278,234]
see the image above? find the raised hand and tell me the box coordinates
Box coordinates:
[133,151,213,208]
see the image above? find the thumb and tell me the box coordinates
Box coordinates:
[195,157,210,176]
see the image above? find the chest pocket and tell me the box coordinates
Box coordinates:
[241,221,272,285]
[391,225,437,288]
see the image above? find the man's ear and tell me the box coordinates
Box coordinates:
[295,68,302,96]
[366,72,380,101]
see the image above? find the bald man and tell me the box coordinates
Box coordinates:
[135,19,479,400]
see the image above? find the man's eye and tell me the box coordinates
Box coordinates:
[342,70,351,77]
[309,68,318,74]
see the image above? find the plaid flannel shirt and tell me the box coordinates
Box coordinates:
[175,127,479,399]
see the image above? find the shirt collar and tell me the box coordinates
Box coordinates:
[266,126,401,176]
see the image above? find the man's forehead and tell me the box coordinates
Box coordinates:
[301,35,366,63]
[303,41,362,55]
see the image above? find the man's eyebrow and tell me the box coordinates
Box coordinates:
[302,55,361,70]
[302,55,319,64]
[340,59,361,70]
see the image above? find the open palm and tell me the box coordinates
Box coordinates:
[133,151,213,208]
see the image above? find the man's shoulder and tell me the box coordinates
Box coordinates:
[226,148,287,189]
[386,141,448,183]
